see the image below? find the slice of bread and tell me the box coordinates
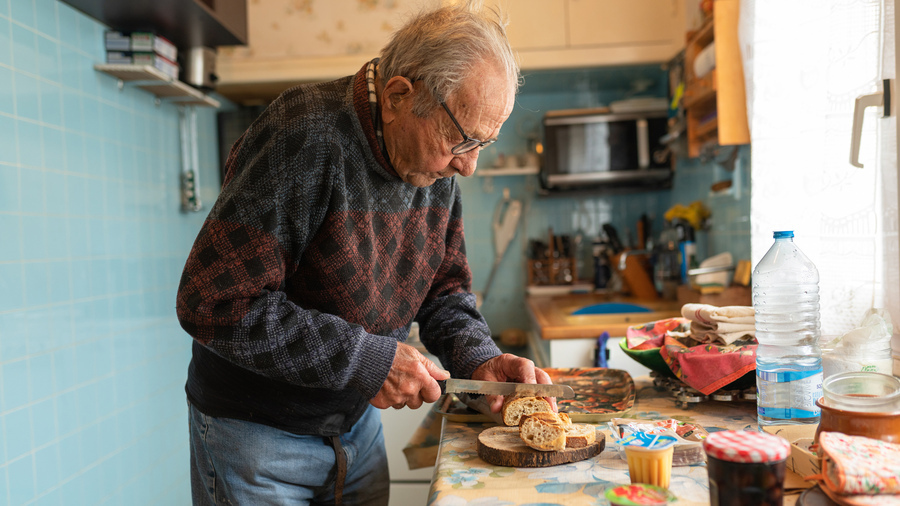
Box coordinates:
[564,423,597,449]
[557,412,573,429]
[518,412,566,451]
[501,396,552,426]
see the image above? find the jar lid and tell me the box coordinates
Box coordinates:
[604,484,676,506]
[703,430,790,463]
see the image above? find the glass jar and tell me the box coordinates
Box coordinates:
[704,430,790,506]
[821,371,900,412]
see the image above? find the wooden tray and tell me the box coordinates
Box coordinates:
[432,368,635,422]
[547,368,635,421]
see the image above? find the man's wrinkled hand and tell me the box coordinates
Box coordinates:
[370,342,450,410]
[471,353,556,414]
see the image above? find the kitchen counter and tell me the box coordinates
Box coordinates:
[428,376,809,506]
[527,293,683,340]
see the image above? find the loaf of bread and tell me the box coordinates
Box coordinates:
[516,410,597,451]
[518,412,566,451]
[501,396,552,426]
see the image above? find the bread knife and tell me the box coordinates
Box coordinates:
[438,378,575,399]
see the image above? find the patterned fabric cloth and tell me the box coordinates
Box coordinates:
[177,60,501,436]
[815,432,900,497]
[626,317,757,395]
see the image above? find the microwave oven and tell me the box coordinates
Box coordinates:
[540,107,672,192]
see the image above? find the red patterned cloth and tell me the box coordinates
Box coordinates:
[626,317,757,395]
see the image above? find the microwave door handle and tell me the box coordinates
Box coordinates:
[636,119,649,169]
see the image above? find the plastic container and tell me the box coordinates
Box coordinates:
[620,433,678,488]
[609,418,707,466]
[704,430,790,506]
[752,231,823,426]
[822,371,900,412]
[605,484,676,506]
[821,309,894,378]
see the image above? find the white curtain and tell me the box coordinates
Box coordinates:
[740,0,899,342]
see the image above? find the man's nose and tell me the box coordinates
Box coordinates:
[452,151,479,177]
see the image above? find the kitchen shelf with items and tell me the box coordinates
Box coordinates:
[94,64,220,107]
[682,0,749,158]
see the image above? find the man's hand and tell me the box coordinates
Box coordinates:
[370,342,450,410]
[471,354,556,414]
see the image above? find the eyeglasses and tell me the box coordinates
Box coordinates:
[440,101,497,155]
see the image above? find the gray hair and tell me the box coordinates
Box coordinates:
[379,0,520,117]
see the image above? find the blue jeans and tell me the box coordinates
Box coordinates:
[189,402,390,505]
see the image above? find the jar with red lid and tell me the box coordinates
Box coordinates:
[703,430,790,506]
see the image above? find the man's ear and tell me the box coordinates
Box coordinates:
[381,76,415,124]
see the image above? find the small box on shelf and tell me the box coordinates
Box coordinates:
[105,31,178,62]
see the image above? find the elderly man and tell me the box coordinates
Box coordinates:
[176,2,552,505]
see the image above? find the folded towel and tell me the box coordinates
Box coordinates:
[626,317,757,395]
[681,304,755,345]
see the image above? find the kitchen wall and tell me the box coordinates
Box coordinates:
[0,0,221,503]
[460,66,751,334]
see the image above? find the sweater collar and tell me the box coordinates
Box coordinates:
[352,59,398,178]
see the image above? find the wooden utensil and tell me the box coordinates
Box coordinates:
[477,426,605,467]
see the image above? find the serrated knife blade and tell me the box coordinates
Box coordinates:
[438,378,575,399]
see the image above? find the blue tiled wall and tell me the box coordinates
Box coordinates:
[461,67,751,334]
[0,0,220,503]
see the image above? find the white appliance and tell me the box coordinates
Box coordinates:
[380,324,437,505]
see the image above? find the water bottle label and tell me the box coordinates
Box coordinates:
[756,368,821,383]
[758,406,819,419]
[757,367,823,420]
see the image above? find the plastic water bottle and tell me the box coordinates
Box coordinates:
[753,231,823,426]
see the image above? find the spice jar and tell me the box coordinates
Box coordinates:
[703,430,790,506]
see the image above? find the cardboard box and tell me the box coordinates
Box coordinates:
[761,424,820,478]
[104,31,130,51]
[104,31,178,62]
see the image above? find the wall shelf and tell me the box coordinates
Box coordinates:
[94,64,220,107]
[683,0,750,158]
[477,166,539,177]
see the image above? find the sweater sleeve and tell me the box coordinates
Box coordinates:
[415,180,502,379]
[176,100,397,401]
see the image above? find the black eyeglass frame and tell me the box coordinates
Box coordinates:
[439,101,497,155]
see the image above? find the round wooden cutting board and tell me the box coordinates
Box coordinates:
[477,426,605,467]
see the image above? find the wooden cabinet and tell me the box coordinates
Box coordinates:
[682,0,749,158]
[216,0,685,105]
[477,0,685,70]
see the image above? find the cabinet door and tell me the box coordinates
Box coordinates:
[487,0,567,51]
[568,0,682,47]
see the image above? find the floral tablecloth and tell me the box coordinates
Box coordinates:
[427,376,801,506]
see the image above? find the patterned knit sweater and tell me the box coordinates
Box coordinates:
[176,63,502,436]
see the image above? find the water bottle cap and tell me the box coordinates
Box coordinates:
[773,231,794,239]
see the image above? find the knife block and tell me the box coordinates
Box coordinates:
[527,257,577,286]
[612,252,658,300]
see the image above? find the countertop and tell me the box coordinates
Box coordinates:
[526,293,682,340]
[428,376,809,506]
